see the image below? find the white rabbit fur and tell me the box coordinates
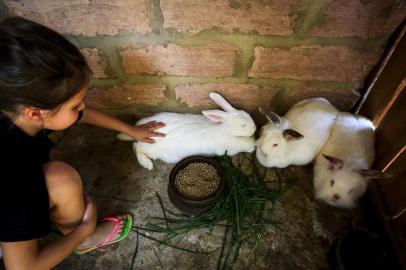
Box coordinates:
[117,93,256,170]
[313,112,386,208]
[256,98,339,168]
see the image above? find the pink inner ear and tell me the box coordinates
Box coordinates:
[328,163,343,171]
[206,114,223,121]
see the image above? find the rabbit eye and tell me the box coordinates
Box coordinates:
[273,144,278,147]
[330,180,335,186]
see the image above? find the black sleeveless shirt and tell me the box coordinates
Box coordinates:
[0,111,82,242]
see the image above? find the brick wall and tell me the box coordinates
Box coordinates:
[1,0,405,115]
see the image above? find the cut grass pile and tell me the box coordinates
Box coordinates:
[129,154,283,269]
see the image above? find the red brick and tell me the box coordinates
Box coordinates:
[175,83,279,111]
[4,0,152,36]
[249,45,381,82]
[310,0,406,38]
[86,85,166,109]
[81,48,109,79]
[120,44,236,77]
[160,0,295,35]
[282,87,361,112]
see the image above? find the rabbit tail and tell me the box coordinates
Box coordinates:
[117,133,135,141]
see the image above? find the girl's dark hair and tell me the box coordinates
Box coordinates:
[0,17,92,113]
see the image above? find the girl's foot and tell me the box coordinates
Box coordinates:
[75,214,133,253]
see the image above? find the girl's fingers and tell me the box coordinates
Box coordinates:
[144,121,163,125]
[152,131,166,137]
[147,122,165,127]
[148,123,166,130]
[82,194,97,224]
[143,138,155,143]
[139,121,154,127]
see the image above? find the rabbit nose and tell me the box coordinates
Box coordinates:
[332,194,340,201]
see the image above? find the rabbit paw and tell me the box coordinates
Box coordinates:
[140,159,154,170]
[136,151,154,170]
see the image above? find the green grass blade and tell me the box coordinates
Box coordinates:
[128,227,139,270]
[136,230,209,255]
[156,192,171,232]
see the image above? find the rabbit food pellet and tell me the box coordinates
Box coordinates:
[175,162,220,200]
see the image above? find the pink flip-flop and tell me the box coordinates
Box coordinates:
[75,213,133,255]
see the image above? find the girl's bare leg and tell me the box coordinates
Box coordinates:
[43,161,126,248]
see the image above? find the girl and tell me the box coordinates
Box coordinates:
[0,17,165,269]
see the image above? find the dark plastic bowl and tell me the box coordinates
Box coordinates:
[168,156,224,216]
[332,228,388,270]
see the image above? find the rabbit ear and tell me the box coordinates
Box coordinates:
[348,185,364,197]
[283,129,304,141]
[202,110,227,122]
[354,169,392,179]
[209,92,235,112]
[259,107,281,124]
[322,154,344,171]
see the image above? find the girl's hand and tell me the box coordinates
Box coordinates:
[126,121,166,143]
[78,194,97,237]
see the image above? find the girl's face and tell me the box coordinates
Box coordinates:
[41,87,87,131]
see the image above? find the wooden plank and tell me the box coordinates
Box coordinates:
[358,24,406,125]
[358,22,406,270]
[369,152,406,269]
[373,88,406,172]
[372,89,406,269]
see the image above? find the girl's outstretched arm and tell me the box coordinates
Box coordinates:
[80,107,165,143]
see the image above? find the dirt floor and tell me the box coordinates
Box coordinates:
[0,120,370,270]
[42,121,367,270]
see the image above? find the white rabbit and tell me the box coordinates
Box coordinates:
[256,98,339,168]
[313,112,388,208]
[117,92,256,170]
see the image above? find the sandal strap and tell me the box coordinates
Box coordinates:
[96,216,122,247]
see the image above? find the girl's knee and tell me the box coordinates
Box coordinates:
[43,161,83,200]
